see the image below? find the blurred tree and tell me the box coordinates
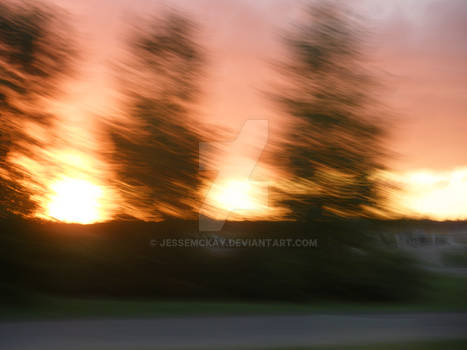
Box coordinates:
[0,2,74,217]
[109,13,206,220]
[273,1,388,221]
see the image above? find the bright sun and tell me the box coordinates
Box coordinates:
[47,178,103,224]
[212,180,257,211]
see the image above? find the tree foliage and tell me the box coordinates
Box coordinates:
[274,2,388,221]
[109,13,205,220]
[0,1,75,217]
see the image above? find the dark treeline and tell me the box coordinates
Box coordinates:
[0,217,426,303]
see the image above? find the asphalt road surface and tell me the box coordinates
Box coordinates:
[1,313,467,349]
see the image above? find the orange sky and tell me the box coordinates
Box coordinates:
[43,0,467,169]
[19,0,467,221]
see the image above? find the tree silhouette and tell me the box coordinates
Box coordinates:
[0,1,75,217]
[108,13,206,220]
[273,2,388,221]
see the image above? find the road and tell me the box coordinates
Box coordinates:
[1,313,466,349]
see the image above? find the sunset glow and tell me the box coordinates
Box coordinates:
[1,0,465,223]
[212,180,257,211]
[201,179,274,221]
[390,168,467,220]
[2,2,467,343]
[47,178,104,224]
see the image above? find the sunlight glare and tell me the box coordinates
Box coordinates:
[393,168,467,220]
[213,180,257,211]
[47,178,103,224]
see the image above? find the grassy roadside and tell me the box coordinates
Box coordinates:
[71,340,467,350]
[212,339,467,350]
[1,274,466,321]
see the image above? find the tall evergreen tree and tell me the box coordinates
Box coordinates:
[0,2,74,217]
[109,13,205,220]
[274,2,388,221]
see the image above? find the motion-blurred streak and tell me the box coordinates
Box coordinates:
[106,12,210,221]
[270,1,391,221]
[0,1,76,218]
